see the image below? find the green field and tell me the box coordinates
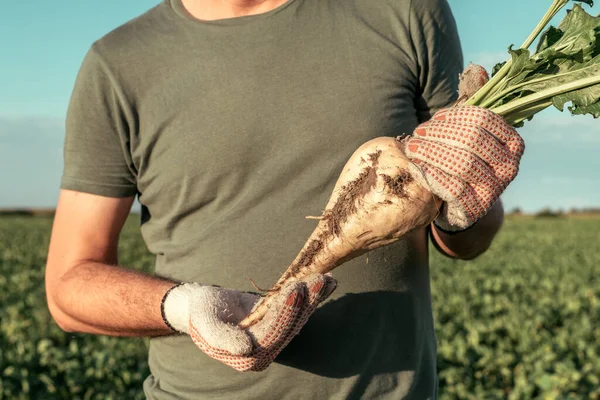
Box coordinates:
[0,215,598,399]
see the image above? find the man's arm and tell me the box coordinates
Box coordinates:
[430,199,504,260]
[45,189,177,336]
[45,189,338,373]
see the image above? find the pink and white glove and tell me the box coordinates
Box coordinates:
[161,274,337,372]
[403,105,525,231]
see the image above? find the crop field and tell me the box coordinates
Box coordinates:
[0,215,598,399]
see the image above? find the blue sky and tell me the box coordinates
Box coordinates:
[1,0,598,212]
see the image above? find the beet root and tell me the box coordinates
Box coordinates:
[238,137,441,329]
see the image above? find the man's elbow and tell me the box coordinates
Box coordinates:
[46,295,77,333]
[50,311,77,333]
[45,270,79,333]
[430,224,497,261]
[456,244,490,261]
[433,240,491,261]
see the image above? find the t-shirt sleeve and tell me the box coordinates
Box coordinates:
[61,45,138,198]
[409,0,464,122]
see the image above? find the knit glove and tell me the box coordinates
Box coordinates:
[161,273,337,372]
[403,105,525,231]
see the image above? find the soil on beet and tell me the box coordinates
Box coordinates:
[381,171,413,197]
[323,150,382,236]
[265,149,413,294]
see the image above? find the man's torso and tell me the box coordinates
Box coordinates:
[70,0,462,397]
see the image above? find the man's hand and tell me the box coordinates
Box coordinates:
[162,274,337,372]
[403,105,525,231]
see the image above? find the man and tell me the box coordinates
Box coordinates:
[45,0,524,398]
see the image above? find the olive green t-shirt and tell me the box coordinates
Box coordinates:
[61,0,463,398]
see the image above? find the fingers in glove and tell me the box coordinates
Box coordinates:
[190,284,305,373]
[432,106,511,142]
[248,275,336,372]
[304,273,338,304]
[406,140,506,198]
[407,130,520,189]
[469,178,502,213]
[245,283,307,372]
[291,274,338,331]
[247,281,306,350]
[191,278,335,373]
[411,161,485,222]
[433,106,525,156]
[413,121,515,168]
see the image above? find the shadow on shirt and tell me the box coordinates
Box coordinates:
[274,290,432,379]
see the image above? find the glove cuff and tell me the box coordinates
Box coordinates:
[433,218,474,234]
[433,213,473,232]
[433,200,474,232]
[161,282,203,334]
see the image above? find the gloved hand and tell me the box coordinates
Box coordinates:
[403,105,525,231]
[161,273,337,372]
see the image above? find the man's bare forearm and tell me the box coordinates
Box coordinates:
[47,261,177,336]
[430,200,504,260]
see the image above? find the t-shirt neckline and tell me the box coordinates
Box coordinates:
[167,0,300,27]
